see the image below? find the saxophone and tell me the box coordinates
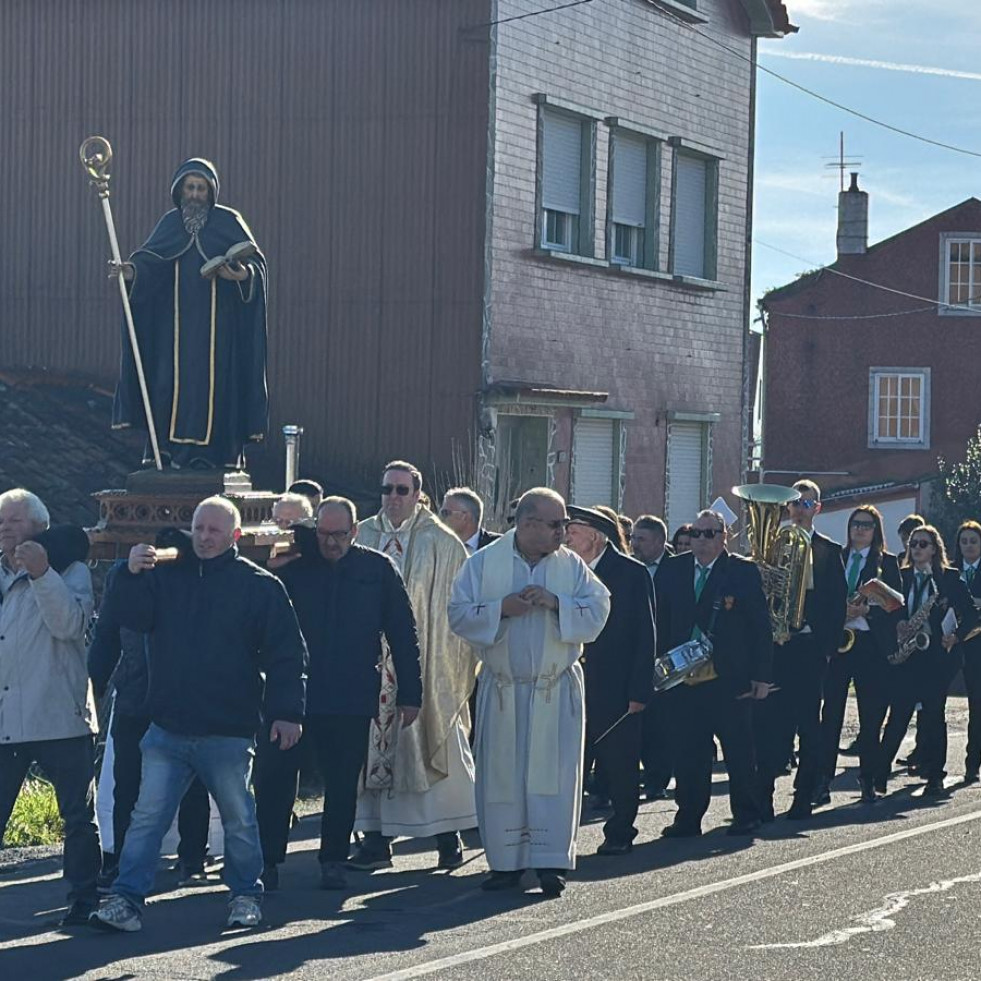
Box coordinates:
[888,590,937,665]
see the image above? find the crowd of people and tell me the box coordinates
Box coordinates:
[0,470,979,935]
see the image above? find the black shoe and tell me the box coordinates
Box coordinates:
[784,799,812,821]
[897,751,920,766]
[759,800,775,824]
[481,870,523,891]
[436,832,464,870]
[590,795,612,811]
[859,779,877,804]
[963,769,979,785]
[811,780,831,808]
[921,779,947,798]
[726,819,762,837]
[537,869,566,898]
[840,738,860,757]
[661,822,702,839]
[59,900,97,927]
[644,787,671,801]
[261,864,279,892]
[874,777,887,796]
[596,838,633,856]
[320,862,348,890]
[346,844,393,871]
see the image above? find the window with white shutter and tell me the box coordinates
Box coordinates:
[572,418,619,508]
[611,133,649,267]
[665,420,707,536]
[541,109,588,254]
[671,150,718,280]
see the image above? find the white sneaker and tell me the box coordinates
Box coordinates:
[227,895,262,928]
[90,895,142,933]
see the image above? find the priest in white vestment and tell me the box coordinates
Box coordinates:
[449,488,610,897]
[351,461,479,872]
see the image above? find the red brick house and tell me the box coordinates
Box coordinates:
[758,177,981,545]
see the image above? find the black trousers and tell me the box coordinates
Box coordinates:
[666,680,761,829]
[255,714,372,865]
[849,634,891,782]
[640,702,673,794]
[962,643,981,773]
[877,648,961,784]
[110,713,209,867]
[0,736,101,905]
[818,645,854,782]
[587,708,642,844]
[754,633,827,803]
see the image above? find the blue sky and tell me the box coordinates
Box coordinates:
[752,0,981,313]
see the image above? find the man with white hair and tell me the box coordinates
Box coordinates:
[449,489,610,897]
[91,497,306,933]
[271,493,314,531]
[0,488,100,926]
[439,487,500,553]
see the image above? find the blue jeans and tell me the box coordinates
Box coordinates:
[112,724,262,909]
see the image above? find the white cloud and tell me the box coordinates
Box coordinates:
[763,49,981,83]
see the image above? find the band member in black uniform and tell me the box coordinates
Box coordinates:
[565,507,656,854]
[656,510,773,837]
[877,525,979,796]
[951,521,981,783]
[754,480,846,820]
[815,505,902,803]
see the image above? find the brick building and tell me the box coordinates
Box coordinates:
[0,0,794,527]
[759,176,981,544]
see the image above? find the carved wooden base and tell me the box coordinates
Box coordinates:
[86,471,290,562]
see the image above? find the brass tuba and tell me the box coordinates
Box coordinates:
[732,484,811,645]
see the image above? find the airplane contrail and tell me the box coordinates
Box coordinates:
[763,49,981,82]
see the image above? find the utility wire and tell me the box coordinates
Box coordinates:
[645,1,981,159]
[467,0,599,31]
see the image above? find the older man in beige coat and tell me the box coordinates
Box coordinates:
[0,488,100,926]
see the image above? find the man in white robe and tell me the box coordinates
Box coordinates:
[351,460,478,871]
[449,488,610,897]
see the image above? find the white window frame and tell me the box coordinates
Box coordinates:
[868,368,930,449]
[939,233,981,315]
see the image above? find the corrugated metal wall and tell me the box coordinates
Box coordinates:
[0,0,490,492]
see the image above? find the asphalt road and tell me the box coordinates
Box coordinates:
[3,697,980,981]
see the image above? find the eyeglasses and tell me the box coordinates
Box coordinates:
[849,519,875,530]
[791,499,819,510]
[908,538,933,550]
[438,508,467,519]
[318,528,353,542]
[689,528,722,539]
[380,484,413,497]
[524,516,571,531]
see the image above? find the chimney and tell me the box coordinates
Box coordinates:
[836,171,868,257]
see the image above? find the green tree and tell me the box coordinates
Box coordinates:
[937,424,981,539]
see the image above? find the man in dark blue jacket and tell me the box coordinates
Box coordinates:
[256,496,422,891]
[91,497,306,933]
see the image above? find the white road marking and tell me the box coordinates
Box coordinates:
[361,808,981,981]
[752,871,981,948]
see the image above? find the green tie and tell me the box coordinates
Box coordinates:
[691,564,711,641]
[967,565,976,586]
[914,572,929,610]
[847,552,862,594]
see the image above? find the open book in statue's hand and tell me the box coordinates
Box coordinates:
[200,240,256,278]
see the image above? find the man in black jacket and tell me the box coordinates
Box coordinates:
[656,509,773,837]
[91,497,306,933]
[257,497,423,891]
[566,507,655,854]
[753,479,846,821]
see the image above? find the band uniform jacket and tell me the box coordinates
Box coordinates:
[962,564,981,661]
[802,531,847,656]
[583,546,657,723]
[848,549,902,658]
[897,566,979,655]
[477,528,501,550]
[656,550,773,689]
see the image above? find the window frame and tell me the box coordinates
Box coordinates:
[939,232,981,315]
[536,103,597,258]
[867,367,931,450]
[667,140,720,283]
[606,126,661,271]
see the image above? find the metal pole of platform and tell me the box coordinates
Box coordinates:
[282,424,304,490]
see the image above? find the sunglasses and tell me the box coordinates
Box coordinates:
[380,484,413,497]
[689,528,722,539]
[909,538,933,550]
[849,519,875,530]
[438,508,467,518]
[791,499,818,509]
